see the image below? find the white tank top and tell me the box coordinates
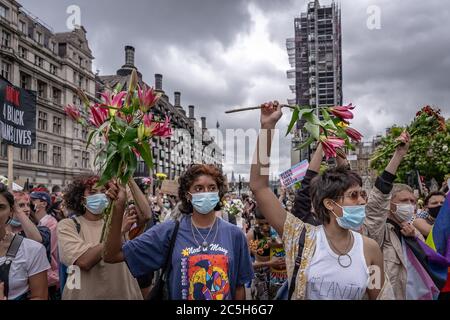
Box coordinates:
[305,226,369,300]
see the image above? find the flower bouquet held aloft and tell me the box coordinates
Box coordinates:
[285,103,363,159]
[65,70,173,241]
[225,102,364,160]
[154,172,168,189]
[370,106,447,163]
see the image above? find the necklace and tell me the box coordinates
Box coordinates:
[191,217,218,252]
[323,228,353,268]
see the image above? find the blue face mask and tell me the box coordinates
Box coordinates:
[9,218,22,228]
[190,192,220,215]
[85,193,109,215]
[332,202,366,230]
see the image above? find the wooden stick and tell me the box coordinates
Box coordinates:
[225,104,295,114]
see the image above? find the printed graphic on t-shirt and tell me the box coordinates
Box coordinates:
[180,245,230,300]
[270,247,287,284]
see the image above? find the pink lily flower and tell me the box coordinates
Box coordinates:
[100,91,127,109]
[89,104,109,128]
[329,103,355,120]
[152,115,172,138]
[345,127,363,142]
[64,105,82,123]
[138,86,160,112]
[320,136,345,160]
[142,114,172,138]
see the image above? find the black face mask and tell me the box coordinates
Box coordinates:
[428,205,442,219]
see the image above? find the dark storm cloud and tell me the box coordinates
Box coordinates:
[19,0,450,175]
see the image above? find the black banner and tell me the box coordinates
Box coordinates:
[0,77,36,149]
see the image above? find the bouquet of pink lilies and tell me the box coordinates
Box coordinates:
[65,69,173,241]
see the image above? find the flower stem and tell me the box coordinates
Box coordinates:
[100,201,114,243]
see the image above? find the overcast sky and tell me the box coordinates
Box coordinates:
[19,0,450,179]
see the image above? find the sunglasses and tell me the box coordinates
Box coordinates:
[338,190,367,201]
[18,203,31,208]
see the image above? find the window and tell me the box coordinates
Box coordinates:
[19,20,27,34]
[52,87,61,105]
[0,4,8,19]
[2,30,11,48]
[38,143,47,164]
[20,72,31,90]
[20,148,31,162]
[1,60,11,81]
[38,111,47,131]
[50,64,57,75]
[37,81,47,99]
[53,146,62,167]
[50,42,56,53]
[73,123,79,138]
[73,71,77,84]
[19,46,27,59]
[82,151,89,169]
[36,31,42,44]
[78,75,84,88]
[0,141,7,158]
[74,151,79,168]
[34,55,43,68]
[81,127,88,140]
[53,116,62,134]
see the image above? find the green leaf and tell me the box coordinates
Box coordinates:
[321,119,337,130]
[118,128,137,154]
[114,115,128,128]
[286,107,319,137]
[303,112,321,125]
[136,142,154,169]
[295,136,315,150]
[98,155,121,186]
[86,130,98,149]
[286,107,299,136]
[321,109,331,122]
[304,122,320,140]
[113,83,124,94]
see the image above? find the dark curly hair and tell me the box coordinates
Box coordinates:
[310,166,362,224]
[63,175,99,216]
[424,191,446,207]
[0,183,14,210]
[178,164,227,214]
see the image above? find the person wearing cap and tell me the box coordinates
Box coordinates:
[30,191,60,300]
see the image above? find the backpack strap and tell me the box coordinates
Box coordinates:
[6,234,24,259]
[1,235,24,298]
[70,216,81,234]
[288,228,306,300]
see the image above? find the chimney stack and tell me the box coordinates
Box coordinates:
[188,105,195,120]
[201,117,206,130]
[125,46,135,66]
[155,74,163,91]
[174,92,181,107]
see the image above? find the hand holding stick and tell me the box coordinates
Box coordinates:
[225,104,295,114]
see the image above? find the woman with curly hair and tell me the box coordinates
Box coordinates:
[104,164,254,300]
[57,175,143,300]
[250,102,389,300]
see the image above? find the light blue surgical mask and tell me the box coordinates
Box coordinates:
[9,218,22,228]
[332,202,366,230]
[189,192,220,215]
[85,193,109,215]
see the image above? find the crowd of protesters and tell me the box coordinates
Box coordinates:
[1,103,450,301]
